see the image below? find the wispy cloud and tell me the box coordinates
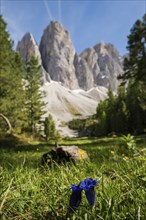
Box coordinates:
[58,0,61,23]
[43,0,53,21]
[61,1,89,51]
[1,0,144,55]
[1,2,26,48]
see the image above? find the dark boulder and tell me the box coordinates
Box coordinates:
[42,145,89,165]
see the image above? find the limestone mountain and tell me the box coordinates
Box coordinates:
[76,42,123,91]
[93,42,123,91]
[16,32,50,84]
[39,21,79,89]
[74,52,94,90]
[16,21,124,136]
[17,21,123,91]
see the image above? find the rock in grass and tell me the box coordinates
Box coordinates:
[42,145,89,165]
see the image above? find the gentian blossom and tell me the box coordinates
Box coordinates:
[69,184,82,212]
[79,178,99,207]
[69,178,99,212]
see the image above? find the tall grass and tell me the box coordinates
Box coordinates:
[0,136,146,219]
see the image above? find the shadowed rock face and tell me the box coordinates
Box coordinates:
[16,32,51,84]
[39,21,79,89]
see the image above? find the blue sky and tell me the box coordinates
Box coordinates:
[1,0,145,55]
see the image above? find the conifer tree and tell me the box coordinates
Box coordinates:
[25,56,46,135]
[119,14,146,84]
[118,14,146,133]
[126,82,144,133]
[44,114,56,141]
[0,16,25,132]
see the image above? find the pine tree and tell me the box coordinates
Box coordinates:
[96,87,128,135]
[118,13,146,133]
[115,87,128,133]
[44,114,56,141]
[119,14,146,84]
[126,81,144,133]
[0,16,25,132]
[25,56,46,135]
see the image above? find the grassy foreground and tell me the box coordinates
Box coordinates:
[0,136,146,220]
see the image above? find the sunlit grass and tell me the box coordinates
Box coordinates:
[0,136,146,219]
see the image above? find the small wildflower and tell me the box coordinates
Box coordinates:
[111,151,115,155]
[79,178,99,207]
[69,184,82,212]
[123,156,129,161]
[78,149,86,159]
[69,178,99,212]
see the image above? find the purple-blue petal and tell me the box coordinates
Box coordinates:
[69,188,82,212]
[71,184,80,192]
[92,180,100,186]
[69,178,99,211]
[85,188,95,207]
[79,181,86,190]
[79,178,99,191]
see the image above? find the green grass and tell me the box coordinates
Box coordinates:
[0,136,146,219]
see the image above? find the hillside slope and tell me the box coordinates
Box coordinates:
[42,81,107,136]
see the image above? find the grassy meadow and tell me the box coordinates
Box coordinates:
[0,135,146,220]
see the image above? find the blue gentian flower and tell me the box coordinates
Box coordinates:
[79,178,99,207]
[69,178,99,212]
[69,184,82,212]
[85,188,95,207]
[80,178,99,191]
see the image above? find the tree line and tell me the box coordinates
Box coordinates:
[0,16,56,140]
[69,14,146,137]
[95,14,146,136]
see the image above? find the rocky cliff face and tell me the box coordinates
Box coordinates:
[17,21,123,91]
[77,42,123,91]
[93,42,123,91]
[39,21,79,89]
[74,53,94,90]
[16,32,51,84]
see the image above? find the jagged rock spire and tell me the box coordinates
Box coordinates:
[39,21,79,89]
[16,32,51,84]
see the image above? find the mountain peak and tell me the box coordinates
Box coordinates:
[50,20,68,32]
[17,21,123,91]
[16,32,40,63]
[24,32,36,42]
[16,32,51,84]
[39,20,79,89]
